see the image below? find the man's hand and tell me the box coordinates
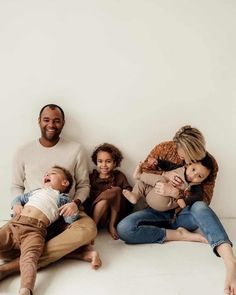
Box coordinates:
[59,202,79,217]
[154,182,179,198]
[13,204,23,215]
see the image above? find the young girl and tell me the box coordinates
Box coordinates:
[85,143,133,239]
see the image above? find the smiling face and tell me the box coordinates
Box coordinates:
[96,151,115,178]
[43,167,69,192]
[185,162,210,184]
[38,106,65,147]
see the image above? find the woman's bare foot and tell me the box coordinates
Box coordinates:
[176,227,208,243]
[133,162,143,180]
[123,189,138,204]
[166,227,208,243]
[224,260,236,295]
[109,225,119,240]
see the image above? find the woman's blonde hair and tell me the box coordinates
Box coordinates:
[173,125,206,162]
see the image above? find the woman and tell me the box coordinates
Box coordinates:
[117,125,236,295]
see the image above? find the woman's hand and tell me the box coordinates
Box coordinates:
[59,202,79,217]
[154,182,180,198]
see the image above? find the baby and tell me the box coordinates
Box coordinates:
[123,154,213,211]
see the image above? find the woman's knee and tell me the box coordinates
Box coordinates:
[191,201,208,212]
[190,201,212,220]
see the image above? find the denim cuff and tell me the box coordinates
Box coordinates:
[212,240,233,257]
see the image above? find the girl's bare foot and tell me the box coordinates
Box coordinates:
[109,225,119,240]
[176,227,208,243]
[123,189,138,204]
[133,162,143,180]
[224,260,236,295]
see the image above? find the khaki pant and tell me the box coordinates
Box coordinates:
[133,173,178,211]
[0,211,97,270]
[0,215,47,290]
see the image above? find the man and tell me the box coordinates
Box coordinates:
[0,104,101,284]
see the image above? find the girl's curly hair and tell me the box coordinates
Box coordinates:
[91,143,123,167]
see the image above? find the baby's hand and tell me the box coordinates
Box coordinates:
[177,198,186,208]
[13,204,23,215]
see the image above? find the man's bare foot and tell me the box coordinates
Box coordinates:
[109,225,119,240]
[66,246,102,270]
[176,227,208,243]
[133,162,143,180]
[78,250,102,270]
[224,260,236,295]
[123,189,138,204]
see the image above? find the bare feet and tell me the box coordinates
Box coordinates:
[109,224,119,240]
[224,260,236,295]
[123,189,138,204]
[78,250,102,270]
[176,227,208,243]
[66,245,102,270]
[166,227,208,243]
[133,162,143,180]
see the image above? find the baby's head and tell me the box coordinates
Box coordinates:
[43,166,73,193]
[185,154,213,184]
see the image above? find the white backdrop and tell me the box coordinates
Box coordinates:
[0,0,235,219]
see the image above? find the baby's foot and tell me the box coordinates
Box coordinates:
[123,189,139,204]
[133,162,143,180]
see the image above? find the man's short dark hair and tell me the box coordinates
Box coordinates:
[39,104,65,120]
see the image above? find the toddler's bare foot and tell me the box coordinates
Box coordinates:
[123,189,138,204]
[133,162,143,180]
[176,227,208,243]
[224,260,236,295]
[109,225,119,240]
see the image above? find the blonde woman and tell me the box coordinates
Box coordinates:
[117,125,236,295]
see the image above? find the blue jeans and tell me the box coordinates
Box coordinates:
[117,201,232,256]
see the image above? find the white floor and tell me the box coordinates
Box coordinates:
[0,218,235,295]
